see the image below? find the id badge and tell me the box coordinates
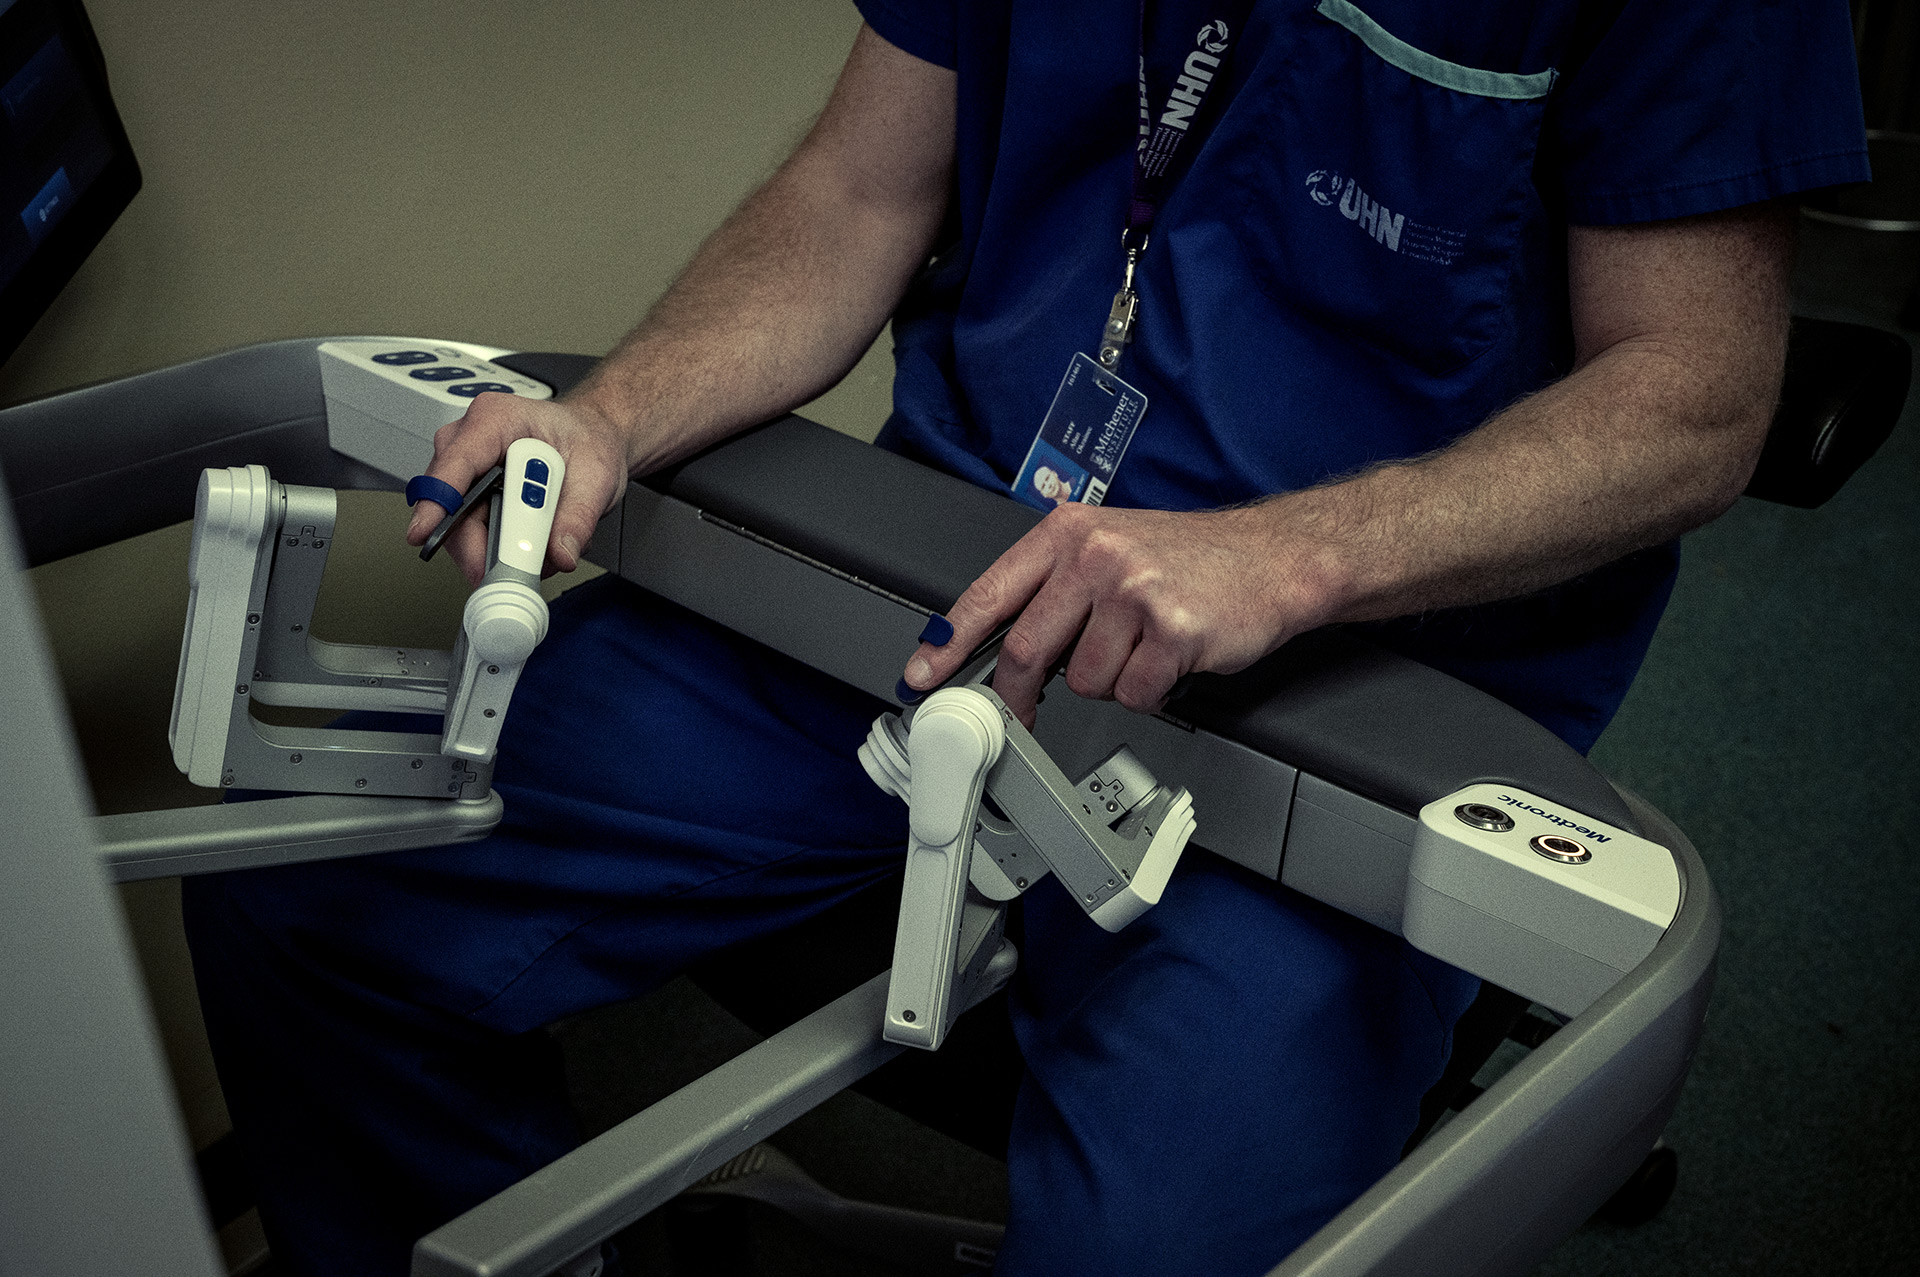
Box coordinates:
[1011,352,1148,512]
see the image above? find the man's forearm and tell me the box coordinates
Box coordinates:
[1275,204,1793,628]
[568,25,955,476]
[1274,330,1782,627]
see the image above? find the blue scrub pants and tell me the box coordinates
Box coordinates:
[183,576,1480,1277]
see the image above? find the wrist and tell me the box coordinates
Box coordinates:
[559,379,651,477]
[1241,487,1374,633]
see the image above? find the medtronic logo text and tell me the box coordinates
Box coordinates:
[1303,168,1467,266]
[1494,793,1613,844]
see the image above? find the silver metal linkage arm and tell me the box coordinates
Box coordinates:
[858,680,1197,1051]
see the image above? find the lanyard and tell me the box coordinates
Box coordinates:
[1098,2,1249,368]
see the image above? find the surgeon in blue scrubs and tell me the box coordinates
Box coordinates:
[184,3,1870,1274]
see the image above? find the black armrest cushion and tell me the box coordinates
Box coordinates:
[502,378,1640,830]
[497,352,1045,608]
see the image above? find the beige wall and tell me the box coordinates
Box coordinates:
[9,0,884,1219]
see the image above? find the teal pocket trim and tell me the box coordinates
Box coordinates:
[1315,0,1558,100]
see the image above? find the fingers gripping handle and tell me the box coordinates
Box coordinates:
[885,688,1005,1051]
[439,439,565,762]
[412,437,566,571]
[495,438,566,576]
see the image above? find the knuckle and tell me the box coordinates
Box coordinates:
[1112,656,1173,714]
[1115,567,1162,607]
[1064,666,1107,701]
[1048,500,1093,530]
[1152,605,1202,649]
[958,573,1007,625]
[1075,526,1132,573]
[1000,626,1044,670]
[464,391,511,424]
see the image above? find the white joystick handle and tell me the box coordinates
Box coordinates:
[441,581,549,762]
[495,437,566,577]
[440,437,565,762]
[884,687,1005,1050]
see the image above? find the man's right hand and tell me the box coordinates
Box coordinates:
[403,390,631,586]
[402,23,955,587]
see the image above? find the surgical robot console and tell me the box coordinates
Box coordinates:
[7,332,1780,1277]
[4,309,1911,1274]
[159,339,1689,1046]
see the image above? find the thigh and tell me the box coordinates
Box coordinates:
[999,855,1481,1277]
[206,575,910,1033]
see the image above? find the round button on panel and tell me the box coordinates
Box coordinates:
[410,366,476,382]
[446,382,516,398]
[373,349,438,365]
[1530,834,1593,865]
[1454,803,1515,833]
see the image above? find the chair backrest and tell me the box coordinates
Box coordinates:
[1745,316,1912,508]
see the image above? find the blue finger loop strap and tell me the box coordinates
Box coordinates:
[405,474,463,515]
[918,614,955,647]
[895,678,929,706]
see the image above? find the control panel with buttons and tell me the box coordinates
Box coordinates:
[318,339,555,481]
[1404,782,1681,1016]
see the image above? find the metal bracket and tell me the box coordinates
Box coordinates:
[859,676,1196,1051]
[168,450,561,800]
[170,464,490,798]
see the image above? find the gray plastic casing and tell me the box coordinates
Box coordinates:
[0,340,1720,1277]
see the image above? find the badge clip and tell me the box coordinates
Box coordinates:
[1097,236,1147,370]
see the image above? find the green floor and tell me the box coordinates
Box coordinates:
[1534,220,1920,1274]
[548,214,1920,1276]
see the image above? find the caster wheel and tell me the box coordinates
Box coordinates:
[1597,1143,1678,1226]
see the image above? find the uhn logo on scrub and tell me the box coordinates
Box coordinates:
[1305,169,1405,253]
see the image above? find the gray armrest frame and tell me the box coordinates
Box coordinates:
[0,340,1721,1277]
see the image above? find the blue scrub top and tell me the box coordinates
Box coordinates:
[855,0,1869,750]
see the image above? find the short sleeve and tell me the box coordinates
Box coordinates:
[1550,0,1870,224]
[855,0,959,71]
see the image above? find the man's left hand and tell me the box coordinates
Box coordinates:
[900,501,1326,726]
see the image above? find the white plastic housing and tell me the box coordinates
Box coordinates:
[1405,783,1682,1016]
[856,712,911,803]
[859,710,1043,904]
[318,338,552,481]
[497,438,567,576]
[886,688,1004,1050]
[170,465,277,786]
[442,581,549,762]
[1087,788,1196,931]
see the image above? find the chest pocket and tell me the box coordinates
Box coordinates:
[1225,0,1556,375]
